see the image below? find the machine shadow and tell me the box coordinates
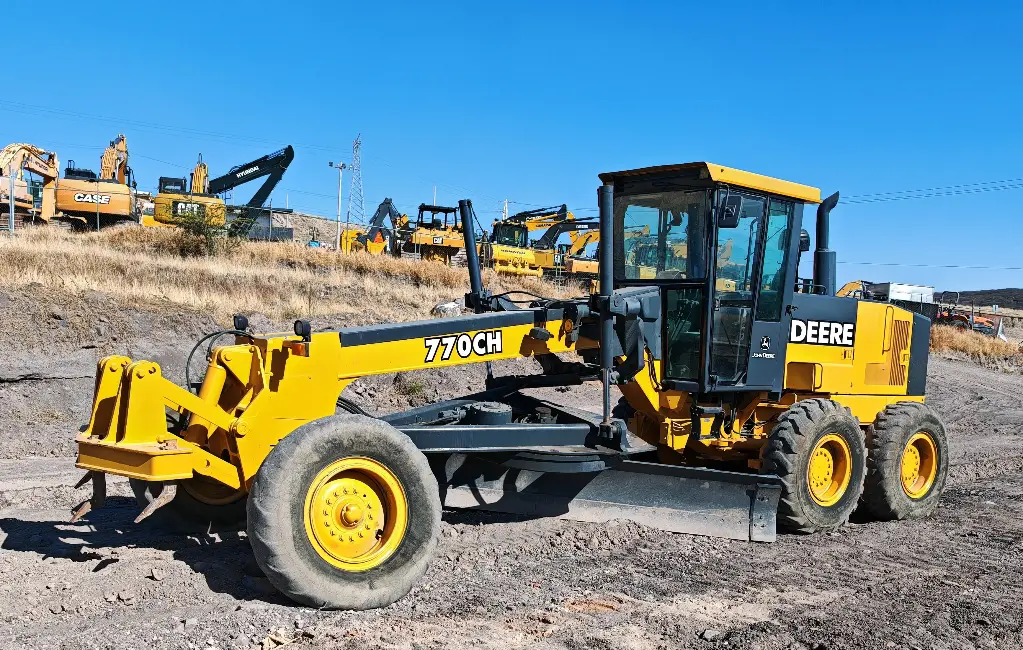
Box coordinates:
[0,497,290,605]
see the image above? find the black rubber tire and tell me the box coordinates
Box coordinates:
[862,402,948,521]
[246,414,441,610]
[129,478,248,531]
[762,399,867,534]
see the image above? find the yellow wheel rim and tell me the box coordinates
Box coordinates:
[806,433,853,507]
[303,457,408,572]
[901,432,938,499]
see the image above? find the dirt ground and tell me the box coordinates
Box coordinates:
[1,286,1022,650]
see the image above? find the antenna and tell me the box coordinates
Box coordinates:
[344,134,365,228]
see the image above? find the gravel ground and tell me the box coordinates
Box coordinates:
[0,288,1021,649]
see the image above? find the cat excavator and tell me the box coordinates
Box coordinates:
[150,146,294,235]
[71,161,949,613]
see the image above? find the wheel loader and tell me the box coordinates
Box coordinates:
[72,161,948,611]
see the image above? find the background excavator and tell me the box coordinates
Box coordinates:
[1,136,138,228]
[53,134,139,228]
[340,198,403,254]
[0,143,59,224]
[151,146,294,237]
[479,204,574,277]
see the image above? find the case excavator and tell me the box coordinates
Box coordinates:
[2,136,138,228]
[71,161,948,612]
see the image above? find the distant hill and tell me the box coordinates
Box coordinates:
[937,288,1023,309]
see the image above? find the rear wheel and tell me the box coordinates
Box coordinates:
[762,399,866,533]
[247,414,440,610]
[862,402,948,520]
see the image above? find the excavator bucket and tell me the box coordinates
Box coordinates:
[431,453,782,542]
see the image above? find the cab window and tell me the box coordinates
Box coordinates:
[756,199,793,321]
[615,190,710,281]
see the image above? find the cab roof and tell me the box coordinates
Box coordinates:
[598,162,821,204]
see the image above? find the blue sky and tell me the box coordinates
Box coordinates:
[5,1,1022,292]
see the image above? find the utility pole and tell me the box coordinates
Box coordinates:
[329,160,346,251]
[433,185,437,206]
[502,199,508,220]
[7,163,14,234]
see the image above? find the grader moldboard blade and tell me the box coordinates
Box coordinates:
[429,452,782,542]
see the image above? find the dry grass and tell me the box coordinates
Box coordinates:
[0,226,576,324]
[930,324,1021,361]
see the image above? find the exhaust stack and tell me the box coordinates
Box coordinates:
[813,191,840,296]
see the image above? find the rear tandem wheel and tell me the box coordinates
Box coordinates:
[862,401,948,520]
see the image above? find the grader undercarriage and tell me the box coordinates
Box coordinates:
[73,162,948,610]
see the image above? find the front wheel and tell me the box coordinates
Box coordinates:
[247,415,441,610]
[762,399,867,534]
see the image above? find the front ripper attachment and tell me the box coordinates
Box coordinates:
[70,471,107,523]
[433,454,783,542]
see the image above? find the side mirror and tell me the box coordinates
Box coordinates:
[799,229,810,252]
[717,194,743,228]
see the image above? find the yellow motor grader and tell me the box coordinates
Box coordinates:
[72,162,948,611]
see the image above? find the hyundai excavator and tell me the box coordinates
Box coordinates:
[70,161,948,613]
[151,146,294,235]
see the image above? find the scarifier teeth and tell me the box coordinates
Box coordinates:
[70,471,107,523]
[135,482,177,524]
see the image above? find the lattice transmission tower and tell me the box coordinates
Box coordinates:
[345,134,365,227]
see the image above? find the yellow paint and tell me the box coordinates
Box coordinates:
[807,433,852,507]
[148,191,227,228]
[54,178,135,221]
[303,456,408,571]
[599,162,821,203]
[785,301,915,397]
[901,432,938,499]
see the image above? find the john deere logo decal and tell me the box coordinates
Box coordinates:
[790,319,855,346]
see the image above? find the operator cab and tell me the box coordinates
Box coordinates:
[63,161,97,182]
[491,222,528,248]
[158,177,188,194]
[600,162,823,394]
[417,204,461,231]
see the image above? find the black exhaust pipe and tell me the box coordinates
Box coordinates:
[813,191,840,296]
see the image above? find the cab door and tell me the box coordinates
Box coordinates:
[709,193,765,386]
[709,195,797,390]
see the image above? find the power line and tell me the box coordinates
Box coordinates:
[838,261,1023,271]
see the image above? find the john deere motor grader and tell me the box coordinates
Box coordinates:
[72,162,947,611]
